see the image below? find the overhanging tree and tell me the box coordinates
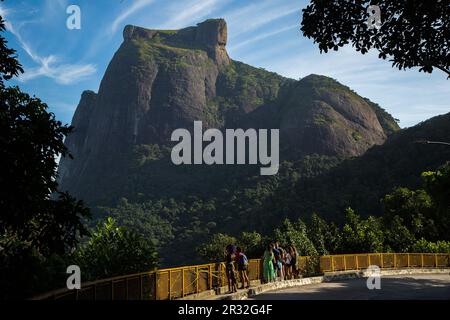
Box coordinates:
[0,12,90,298]
[301,0,450,77]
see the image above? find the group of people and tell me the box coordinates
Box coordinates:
[224,245,250,293]
[263,241,300,283]
[223,241,301,293]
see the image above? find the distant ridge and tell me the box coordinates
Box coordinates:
[58,19,399,206]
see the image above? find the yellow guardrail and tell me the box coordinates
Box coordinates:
[34,253,450,300]
[319,253,450,272]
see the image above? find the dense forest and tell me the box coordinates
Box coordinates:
[93,111,450,266]
[99,161,450,267]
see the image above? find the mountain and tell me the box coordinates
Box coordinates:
[58,19,399,206]
[284,112,450,222]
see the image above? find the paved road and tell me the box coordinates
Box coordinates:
[251,274,450,300]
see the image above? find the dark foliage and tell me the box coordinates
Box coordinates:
[301,0,450,77]
[0,10,90,299]
[197,164,450,261]
[0,15,23,86]
[74,217,158,281]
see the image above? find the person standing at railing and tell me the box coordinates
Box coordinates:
[263,243,276,283]
[236,247,250,289]
[224,244,238,293]
[273,241,285,281]
[285,247,292,279]
[289,245,299,279]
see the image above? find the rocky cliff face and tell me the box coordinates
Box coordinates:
[58,19,399,205]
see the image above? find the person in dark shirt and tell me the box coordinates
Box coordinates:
[289,245,299,278]
[274,241,285,280]
[224,244,238,293]
[236,247,250,289]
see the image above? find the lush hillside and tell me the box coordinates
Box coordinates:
[56,19,414,266]
[98,113,449,266]
[287,112,450,221]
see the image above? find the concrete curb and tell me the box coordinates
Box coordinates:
[247,276,324,298]
[210,268,450,300]
[178,280,262,300]
[178,289,217,300]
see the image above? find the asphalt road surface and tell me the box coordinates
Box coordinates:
[251,274,450,300]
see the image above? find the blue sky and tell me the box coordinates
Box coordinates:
[1,0,449,128]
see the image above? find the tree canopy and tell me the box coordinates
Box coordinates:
[0,10,90,298]
[0,16,22,86]
[301,0,450,77]
[196,163,450,262]
[74,217,158,280]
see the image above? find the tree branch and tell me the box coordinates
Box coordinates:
[433,65,450,78]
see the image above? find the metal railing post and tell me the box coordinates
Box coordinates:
[196,267,199,293]
[221,263,225,287]
[168,270,172,300]
[208,264,212,290]
[257,260,260,280]
[139,275,143,300]
[155,272,159,300]
[182,269,185,298]
[111,280,114,300]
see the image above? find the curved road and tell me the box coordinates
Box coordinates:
[251,274,450,300]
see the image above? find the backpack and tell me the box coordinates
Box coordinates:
[273,248,280,261]
[239,253,248,266]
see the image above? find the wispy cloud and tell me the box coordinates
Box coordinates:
[229,24,299,52]
[225,0,301,38]
[110,0,155,34]
[231,38,300,66]
[0,6,9,19]
[161,0,224,29]
[19,56,97,84]
[1,5,96,85]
